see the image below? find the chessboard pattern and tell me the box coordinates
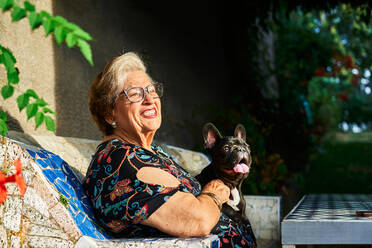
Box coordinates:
[286,194,372,221]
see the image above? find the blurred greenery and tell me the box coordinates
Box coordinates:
[304,135,372,194]
[203,2,371,196]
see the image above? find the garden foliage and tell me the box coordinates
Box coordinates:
[207,3,371,195]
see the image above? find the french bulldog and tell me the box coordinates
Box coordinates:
[196,123,252,225]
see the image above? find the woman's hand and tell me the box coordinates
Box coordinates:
[201,179,230,204]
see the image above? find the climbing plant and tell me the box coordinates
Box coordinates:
[0,0,94,136]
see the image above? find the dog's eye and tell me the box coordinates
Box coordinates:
[223,145,230,152]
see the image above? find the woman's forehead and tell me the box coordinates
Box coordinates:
[124,71,151,88]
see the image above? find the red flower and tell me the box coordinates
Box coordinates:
[315,67,326,77]
[344,55,353,69]
[0,159,27,204]
[14,159,26,197]
[0,173,7,204]
[337,92,350,102]
[351,75,360,86]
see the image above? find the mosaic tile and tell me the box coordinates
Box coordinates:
[26,149,36,159]
[3,196,22,232]
[0,225,7,247]
[5,183,19,196]
[11,235,20,248]
[21,169,35,186]
[22,204,58,228]
[31,175,59,209]
[25,236,74,248]
[36,151,48,159]
[55,178,75,198]
[49,200,81,241]
[24,187,50,218]
[36,158,50,169]
[0,203,4,222]
[28,223,69,239]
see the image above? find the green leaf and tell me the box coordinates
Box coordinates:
[53,15,68,25]
[42,107,54,114]
[26,103,38,120]
[35,98,47,107]
[77,39,93,66]
[11,6,26,21]
[63,22,80,31]
[42,18,55,36]
[277,163,288,176]
[16,93,29,111]
[0,0,14,12]
[54,25,66,45]
[1,47,16,62]
[39,10,51,18]
[44,115,56,132]
[65,32,77,48]
[25,89,38,98]
[0,118,8,136]
[34,112,44,128]
[72,28,93,41]
[1,85,14,99]
[28,11,42,29]
[2,49,16,72]
[7,67,19,84]
[24,1,35,11]
[0,110,7,121]
[0,0,7,10]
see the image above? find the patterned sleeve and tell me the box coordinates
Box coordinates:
[84,142,180,233]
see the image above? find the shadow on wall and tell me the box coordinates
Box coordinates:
[51,0,228,150]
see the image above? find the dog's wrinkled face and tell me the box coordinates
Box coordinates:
[203,123,251,181]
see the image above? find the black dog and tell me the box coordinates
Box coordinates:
[196,123,252,226]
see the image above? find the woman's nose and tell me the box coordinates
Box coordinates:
[142,91,155,104]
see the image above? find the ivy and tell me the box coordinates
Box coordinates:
[0,1,94,136]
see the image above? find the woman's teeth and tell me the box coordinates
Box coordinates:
[143,109,155,116]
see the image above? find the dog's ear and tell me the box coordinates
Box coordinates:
[234,124,246,141]
[203,123,222,149]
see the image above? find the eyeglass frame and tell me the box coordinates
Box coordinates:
[114,82,163,104]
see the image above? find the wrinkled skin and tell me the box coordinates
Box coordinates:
[196,123,252,226]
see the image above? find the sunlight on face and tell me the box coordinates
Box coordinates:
[113,70,162,137]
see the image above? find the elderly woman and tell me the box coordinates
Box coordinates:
[83,52,256,247]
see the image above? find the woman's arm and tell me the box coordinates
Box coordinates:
[139,170,230,237]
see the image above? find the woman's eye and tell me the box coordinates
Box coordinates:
[148,86,155,93]
[129,92,139,97]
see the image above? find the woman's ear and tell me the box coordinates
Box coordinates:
[234,124,246,141]
[203,123,222,149]
[104,109,115,126]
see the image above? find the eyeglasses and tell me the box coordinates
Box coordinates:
[116,82,163,103]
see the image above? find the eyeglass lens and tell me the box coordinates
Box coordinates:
[126,83,163,102]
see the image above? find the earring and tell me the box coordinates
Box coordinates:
[111,122,117,128]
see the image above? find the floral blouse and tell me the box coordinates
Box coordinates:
[83,139,256,247]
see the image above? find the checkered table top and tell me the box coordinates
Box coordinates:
[285,194,372,221]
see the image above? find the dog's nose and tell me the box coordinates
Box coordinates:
[236,147,245,152]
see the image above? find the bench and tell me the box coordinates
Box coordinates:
[0,131,280,247]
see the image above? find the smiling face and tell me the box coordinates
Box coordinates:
[110,70,162,141]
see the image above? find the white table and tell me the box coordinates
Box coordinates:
[281,194,372,247]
